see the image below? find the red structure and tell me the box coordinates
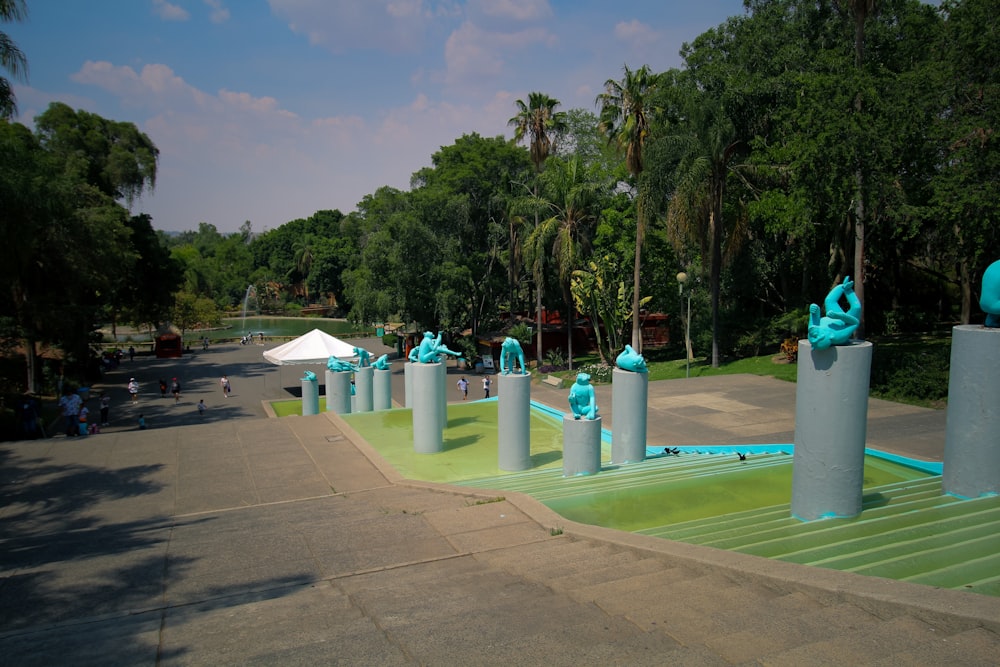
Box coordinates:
[154,324,183,358]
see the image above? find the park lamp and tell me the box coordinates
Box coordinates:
[676,272,691,378]
[676,272,687,295]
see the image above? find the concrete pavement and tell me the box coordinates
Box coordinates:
[1,340,998,665]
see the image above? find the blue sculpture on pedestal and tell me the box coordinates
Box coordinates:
[327,357,357,373]
[807,276,862,350]
[414,331,462,363]
[303,370,316,381]
[372,353,391,370]
[568,372,599,420]
[500,337,527,375]
[615,345,648,372]
[981,259,1000,328]
[354,347,372,367]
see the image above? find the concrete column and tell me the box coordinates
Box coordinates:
[373,368,392,410]
[354,366,374,412]
[412,362,444,453]
[301,375,319,416]
[404,361,414,408]
[498,373,531,471]
[438,361,447,428]
[944,325,1000,498]
[791,340,872,521]
[325,370,352,414]
[611,368,648,464]
[563,416,602,476]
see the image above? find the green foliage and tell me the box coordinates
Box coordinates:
[869,336,951,405]
[381,333,398,348]
[507,322,532,345]
[543,347,565,367]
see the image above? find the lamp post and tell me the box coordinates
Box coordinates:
[676,272,692,378]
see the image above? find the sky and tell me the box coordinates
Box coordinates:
[10,1,749,234]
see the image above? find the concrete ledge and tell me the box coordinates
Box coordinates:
[542,375,563,388]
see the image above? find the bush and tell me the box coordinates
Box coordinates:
[382,333,398,348]
[544,347,565,368]
[507,322,532,345]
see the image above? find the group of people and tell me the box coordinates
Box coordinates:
[53,389,112,437]
[456,374,491,400]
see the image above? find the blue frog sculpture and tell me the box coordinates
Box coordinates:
[807,276,862,350]
[327,357,357,373]
[615,344,648,372]
[981,259,1000,328]
[372,353,391,370]
[568,372,599,420]
[415,331,462,363]
[302,370,317,381]
[500,337,527,375]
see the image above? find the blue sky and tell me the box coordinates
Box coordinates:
[11,1,748,233]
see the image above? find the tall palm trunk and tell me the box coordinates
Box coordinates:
[631,211,644,352]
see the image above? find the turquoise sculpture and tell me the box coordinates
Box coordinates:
[981,259,1000,328]
[372,353,391,370]
[416,331,462,363]
[568,372,599,420]
[500,337,527,375]
[807,276,862,350]
[615,344,648,372]
[327,357,357,372]
[354,347,372,367]
[408,346,420,362]
[302,370,317,381]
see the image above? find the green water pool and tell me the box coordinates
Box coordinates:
[340,401,932,530]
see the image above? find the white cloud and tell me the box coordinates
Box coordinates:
[267,0,442,53]
[443,21,553,89]
[470,0,551,22]
[204,0,231,23]
[613,19,660,48]
[152,0,190,22]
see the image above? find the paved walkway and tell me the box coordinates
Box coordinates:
[2,342,998,665]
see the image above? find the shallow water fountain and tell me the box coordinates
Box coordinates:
[241,284,260,335]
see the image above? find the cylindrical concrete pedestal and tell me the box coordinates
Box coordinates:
[498,373,532,471]
[325,370,352,414]
[563,416,602,476]
[611,368,648,464]
[354,366,374,412]
[438,361,447,428]
[373,368,392,410]
[301,376,319,416]
[404,361,414,408]
[412,362,444,453]
[791,340,872,521]
[944,325,1000,498]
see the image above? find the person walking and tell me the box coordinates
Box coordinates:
[221,375,231,398]
[99,392,110,426]
[197,399,206,416]
[171,378,182,403]
[128,378,139,404]
[159,378,167,398]
[457,377,469,400]
[483,374,491,399]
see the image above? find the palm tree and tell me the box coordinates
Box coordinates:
[664,95,744,368]
[528,156,600,369]
[292,237,315,301]
[596,64,660,352]
[509,92,567,364]
[0,0,28,119]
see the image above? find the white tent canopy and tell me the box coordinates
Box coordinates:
[263,329,361,365]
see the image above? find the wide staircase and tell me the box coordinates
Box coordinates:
[459,452,1000,597]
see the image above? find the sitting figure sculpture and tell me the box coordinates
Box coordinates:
[615,344,648,372]
[372,353,391,370]
[568,372,599,420]
[354,347,372,368]
[500,337,527,375]
[807,276,862,350]
[408,345,420,363]
[981,259,1000,328]
[302,370,317,381]
[327,357,357,373]
[416,331,462,363]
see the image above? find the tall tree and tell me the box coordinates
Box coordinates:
[836,0,877,337]
[509,92,567,363]
[0,0,27,119]
[596,64,660,352]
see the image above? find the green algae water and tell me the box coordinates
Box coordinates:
[341,401,931,530]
